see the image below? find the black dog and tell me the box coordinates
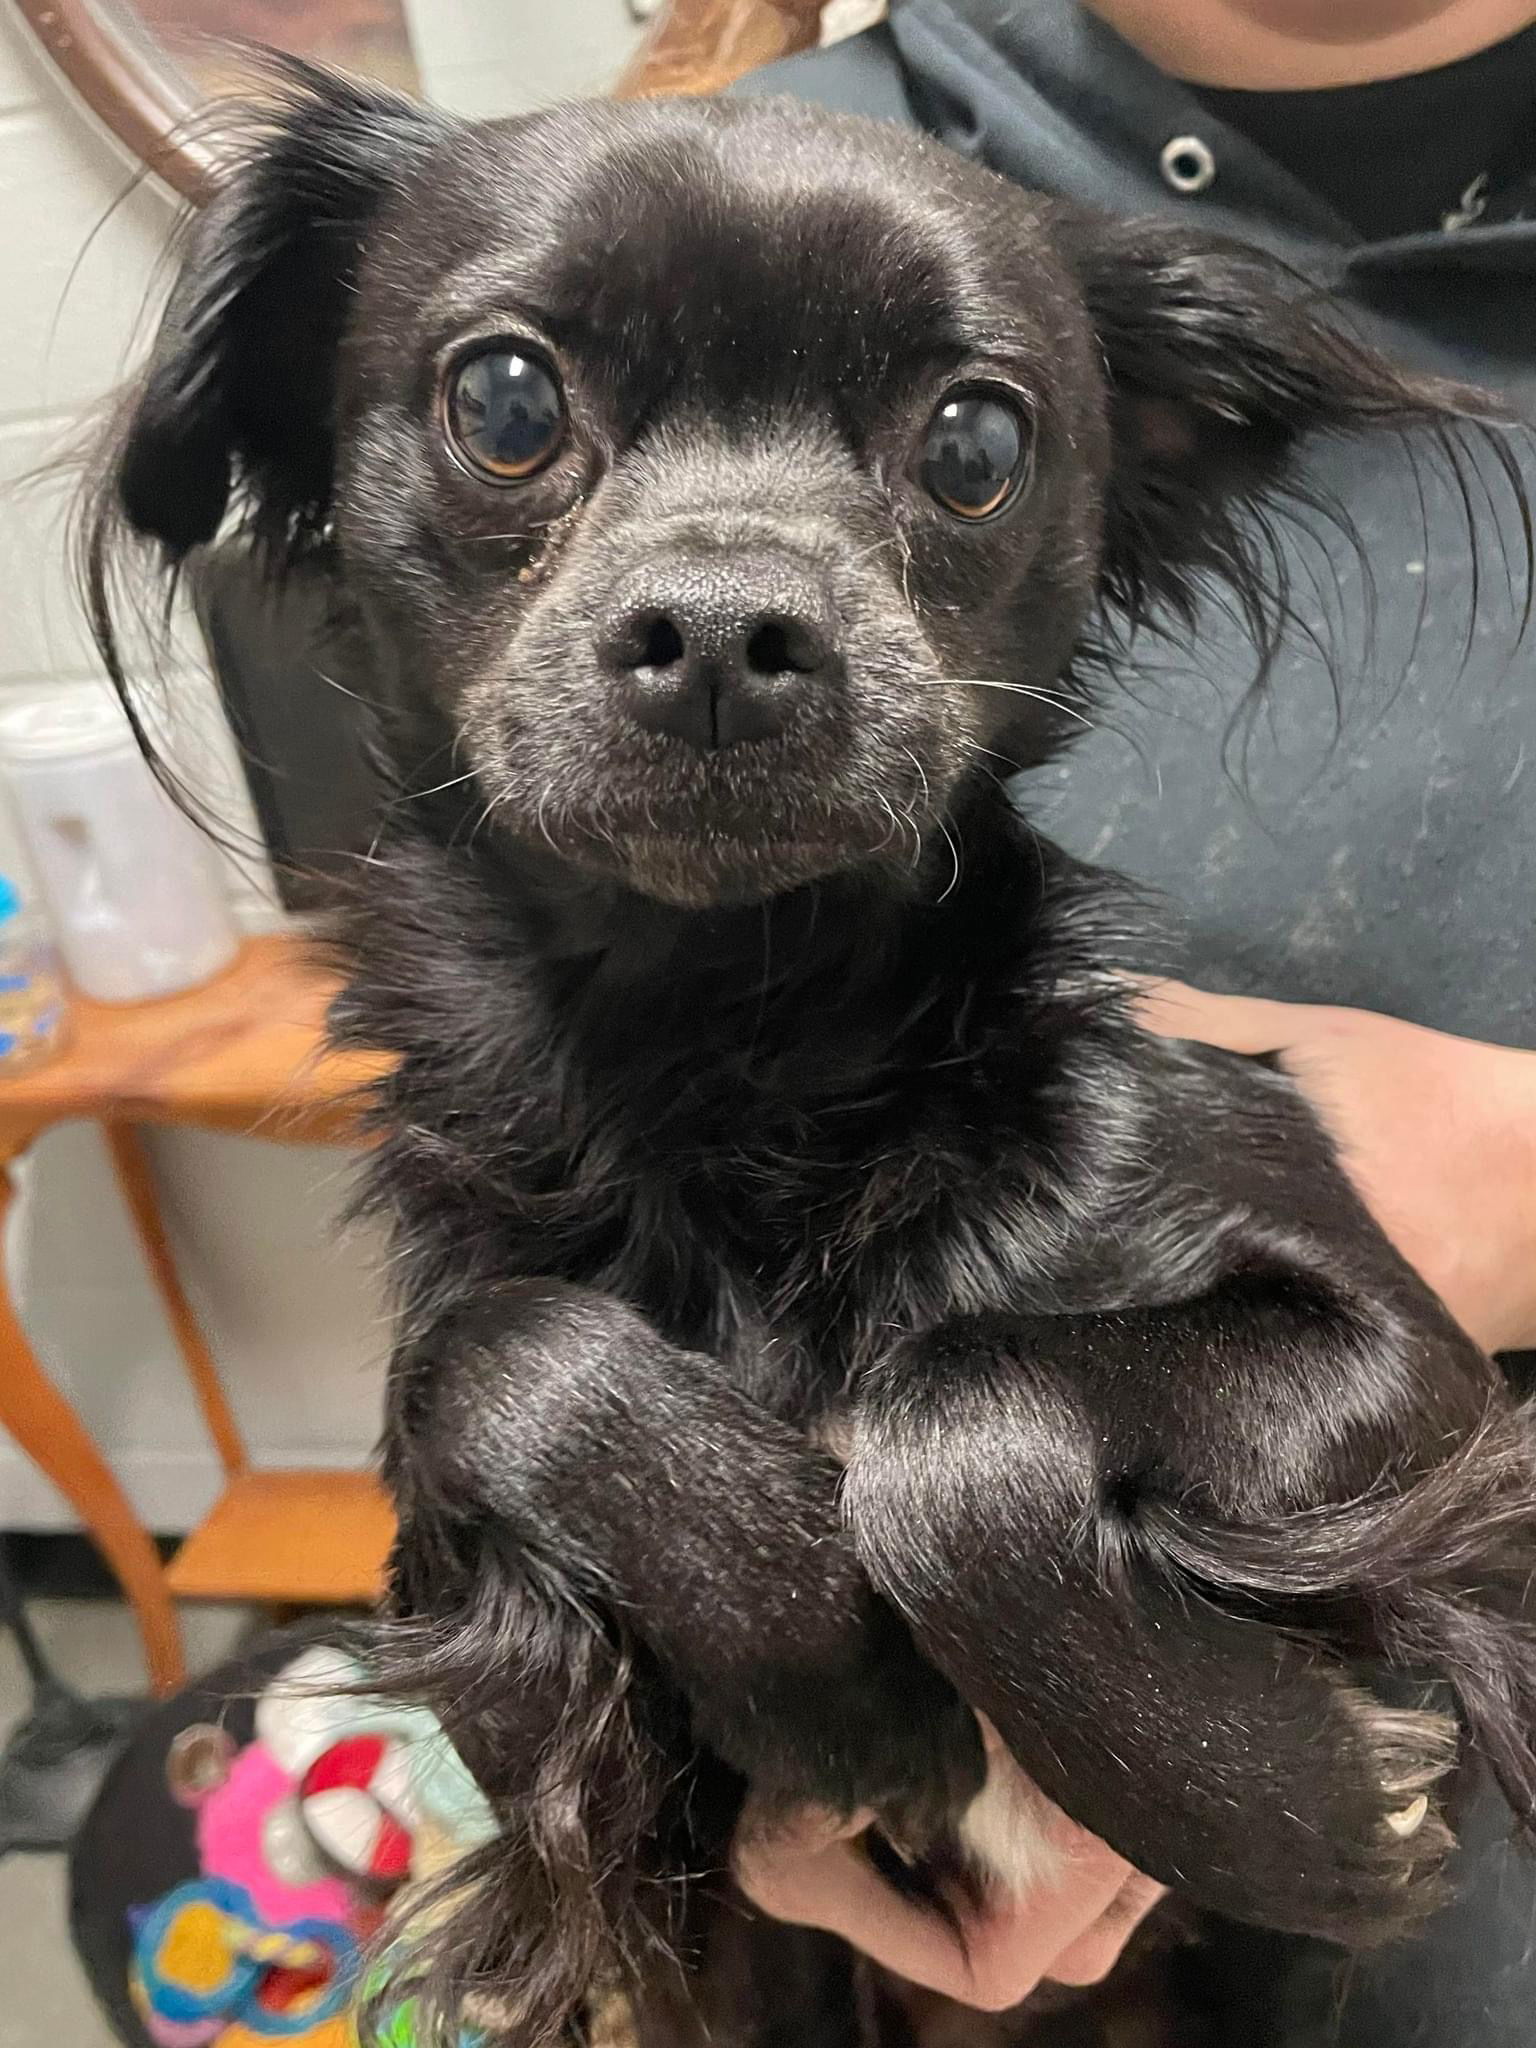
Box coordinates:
[88,62,1536,2045]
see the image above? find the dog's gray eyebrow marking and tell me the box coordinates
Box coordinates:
[417,260,559,347]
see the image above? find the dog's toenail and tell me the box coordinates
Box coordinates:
[1386,1794,1430,1838]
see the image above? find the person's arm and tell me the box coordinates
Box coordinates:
[1136,984,1536,1357]
[737,993,1536,2006]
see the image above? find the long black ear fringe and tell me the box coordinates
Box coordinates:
[1057,214,1534,710]
[1140,1400,1536,1837]
[71,53,446,850]
[338,1528,695,2048]
[119,51,445,560]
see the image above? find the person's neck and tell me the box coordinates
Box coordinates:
[1083,0,1536,86]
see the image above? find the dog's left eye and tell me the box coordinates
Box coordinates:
[443,346,566,482]
[919,388,1033,520]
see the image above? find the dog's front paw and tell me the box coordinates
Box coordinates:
[700,1618,987,1852]
[1339,1685,1458,1887]
[826,1656,988,1856]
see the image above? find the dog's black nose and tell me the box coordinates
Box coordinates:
[600,555,841,750]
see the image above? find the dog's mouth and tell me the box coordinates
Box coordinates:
[547,801,912,909]
[614,843,861,909]
[468,702,949,905]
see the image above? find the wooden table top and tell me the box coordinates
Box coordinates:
[0,935,389,1152]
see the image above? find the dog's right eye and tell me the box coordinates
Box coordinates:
[443,347,566,482]
[919,387,1032,521]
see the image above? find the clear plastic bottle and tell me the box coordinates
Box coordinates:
[0,874,70,1073]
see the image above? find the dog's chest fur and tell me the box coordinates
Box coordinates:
[336,795,1166,1415]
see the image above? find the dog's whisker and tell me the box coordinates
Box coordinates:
[969,757,1017,802]
[314,665,386,709]
[946,678,1096,729]
[935,813,963,903]
[871,792,902,856]
[886,780,926,871]
[845,535,901,569]
[465,788,502,847]
[402,768,481,803]
[900,745,933,815]
[534,780,565,861]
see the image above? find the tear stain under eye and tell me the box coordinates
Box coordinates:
[504,497,587,590]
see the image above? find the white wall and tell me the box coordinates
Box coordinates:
[0,9,389,1529]
[406,0,644,116]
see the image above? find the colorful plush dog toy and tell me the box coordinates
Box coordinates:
[71,1632,496,2048]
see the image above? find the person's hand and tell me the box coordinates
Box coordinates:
[733,1720,1165,2012]
[1136,981,1536,1355]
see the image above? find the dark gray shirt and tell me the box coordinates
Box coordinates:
[740,0,1536,1045]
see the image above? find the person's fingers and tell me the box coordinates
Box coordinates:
[1043,1871,1169,1987]
[951,1825,1137,2010]
[735,1819,991,1998]
[734,1799,1138,2012]
[1132,976,1299,1057]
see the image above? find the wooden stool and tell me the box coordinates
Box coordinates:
[617,0,830,96]
[0,938,392,1693]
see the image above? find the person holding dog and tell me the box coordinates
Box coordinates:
[738,2,1536,2038]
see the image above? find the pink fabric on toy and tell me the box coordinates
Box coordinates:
[196,1745,354,1928]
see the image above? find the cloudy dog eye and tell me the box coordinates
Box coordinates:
[444,346,566,481]
[919,387,1033,520]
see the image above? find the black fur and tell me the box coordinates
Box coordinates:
[84,62,1536,2047]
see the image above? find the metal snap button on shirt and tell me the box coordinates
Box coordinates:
[1160,135,1217,194]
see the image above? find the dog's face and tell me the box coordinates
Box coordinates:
[106,72,1486,908]
[330,101,1115,908]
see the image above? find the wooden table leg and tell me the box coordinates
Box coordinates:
[104,1123,248,1481]
[0,1163,185,1693]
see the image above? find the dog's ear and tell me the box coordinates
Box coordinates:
[113,58,444,561]
[1055,214,1522,643]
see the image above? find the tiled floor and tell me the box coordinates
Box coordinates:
[0,1598,251,2048]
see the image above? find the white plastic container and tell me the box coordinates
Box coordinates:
[0,691,239,1005]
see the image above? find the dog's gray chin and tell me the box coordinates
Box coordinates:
[492,779,917,906]
[511,814,878,906]
[605,832,869,908]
